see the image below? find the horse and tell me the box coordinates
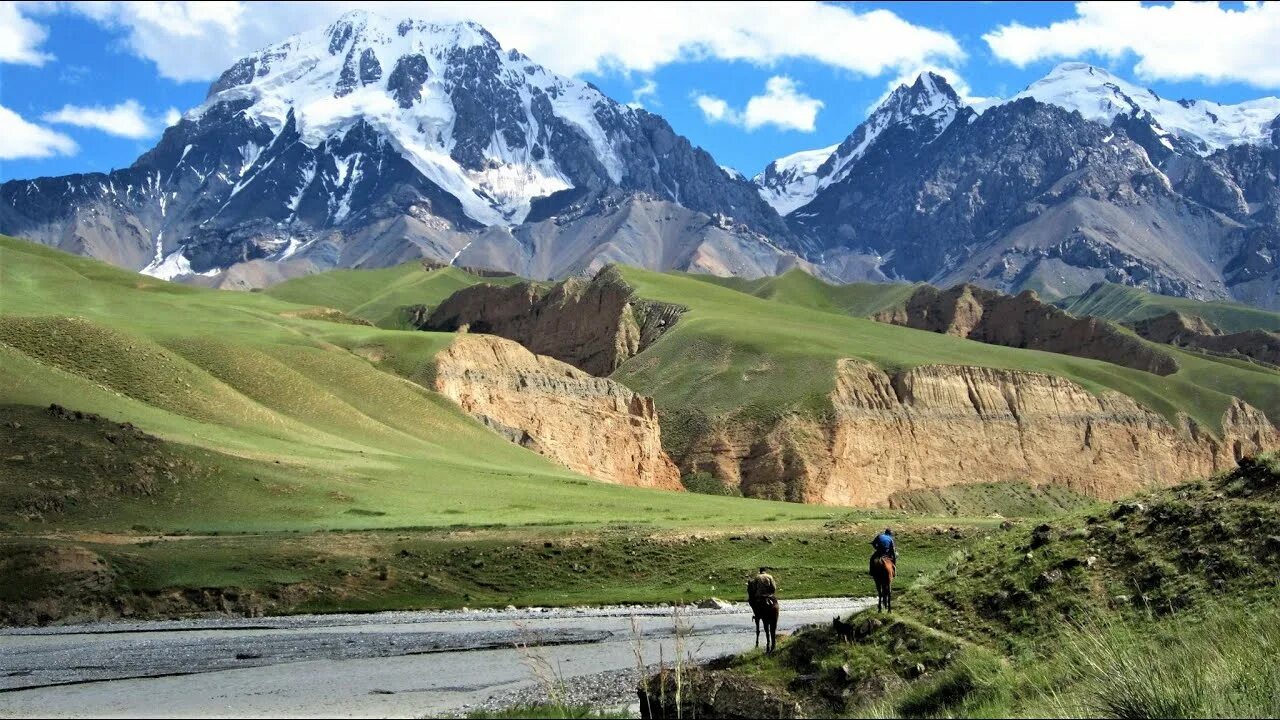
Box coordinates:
[749,596,779,652]
[871,556,895,612]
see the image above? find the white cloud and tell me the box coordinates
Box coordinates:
[743,76,824,132]
[165,107,182,126]
[60,1,963,82]
[694,76,823,132]
[0,105,77,159]
[628,78,659,109]
[696,94,736,124]
[984,1,1280,88]
[42,99,161,139]
[0,1,54,65]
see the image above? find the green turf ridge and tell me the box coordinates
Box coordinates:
[692,269,921,318]
[265,262,528,329]
[612,267,1279,438]
[1057,281,1280,333]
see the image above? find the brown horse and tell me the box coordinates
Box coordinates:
[871,557,895,612]
[750,596,779,652]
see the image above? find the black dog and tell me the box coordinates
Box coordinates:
[832,615,856,643]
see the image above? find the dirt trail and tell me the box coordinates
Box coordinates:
[0,598,873,718]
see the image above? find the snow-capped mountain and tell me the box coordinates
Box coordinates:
[0,10,794,284]
[1007,62,1280,156]
[754,72,963,217]
[766,65,1280,308]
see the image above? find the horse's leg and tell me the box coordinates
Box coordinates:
[754,615,760,648]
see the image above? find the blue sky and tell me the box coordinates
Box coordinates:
[3,1,1278,181]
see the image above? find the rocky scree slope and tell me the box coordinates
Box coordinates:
[0,10,794,285]
[765,64,1280,309]
[873,283,1180,375]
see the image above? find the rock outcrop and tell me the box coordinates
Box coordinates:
[432,334,681,490]
[1133,312,1280,367]
[681,360,1276,506]
[874,284,1180,375]
[422,266,685,376]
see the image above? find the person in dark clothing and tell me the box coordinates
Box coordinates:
[869,528,898,575]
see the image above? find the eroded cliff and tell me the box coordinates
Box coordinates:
[874,284,1180,375]
[1133,311,1280,367]
[680,360,1276,505]
[432,334,682,490]
[422,265,685,376]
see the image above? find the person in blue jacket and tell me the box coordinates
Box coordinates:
[870,528,898,575]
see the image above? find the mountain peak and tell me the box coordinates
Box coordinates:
[1009,62,1280,154]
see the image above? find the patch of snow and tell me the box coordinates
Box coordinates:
[997,62,1280,154]
[140,244,195,280]
[449,240,473,265]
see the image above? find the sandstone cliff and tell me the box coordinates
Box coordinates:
[422,266,685,376]
[1133,312,1280,367]
[432,334,682,490]
[874,284,1179,375]
[680,360,1276,506]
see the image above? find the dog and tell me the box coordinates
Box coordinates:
[832,615,856,643]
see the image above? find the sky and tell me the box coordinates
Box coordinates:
[2,1,1279,182]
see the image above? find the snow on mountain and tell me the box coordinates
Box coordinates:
[752,145,836,216]
[754,72,962,216]
[1002,62,1280,155]
[196,11,625,226]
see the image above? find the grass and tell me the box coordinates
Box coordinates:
[0,236,1006,623]
[673,454,1280,718]
[1057,282,1280,333]
[693,269,921,318]
[265,261,526,329]
[613,267,1279,441]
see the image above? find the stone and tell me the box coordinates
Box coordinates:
[696,597,733,610]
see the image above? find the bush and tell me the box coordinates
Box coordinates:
[681,471,740,496]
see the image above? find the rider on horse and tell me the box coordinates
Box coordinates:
[747,566,777,604]
[870,528,898,575]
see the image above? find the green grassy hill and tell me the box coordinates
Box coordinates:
[0,237,996,623]
[1058,282,1280,333]
[694,269,920,318]
[653,454,1280,718]
[613,268,1280,442]
[265,262,527,329]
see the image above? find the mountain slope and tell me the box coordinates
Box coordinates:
[0,11,794,286]
[761,64,1280,309]
[754,72,962,220]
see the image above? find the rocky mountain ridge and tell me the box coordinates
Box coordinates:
[765,63,1280,309]
[0,10,793,285]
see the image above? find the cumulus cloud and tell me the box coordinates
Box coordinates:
[59,1,962,82]
[42,100,167,139]
[0,1,54,65]
[695,76,824,132]
[984,1,1280,88]
[165,107,182,126]
[0,105,78,159]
